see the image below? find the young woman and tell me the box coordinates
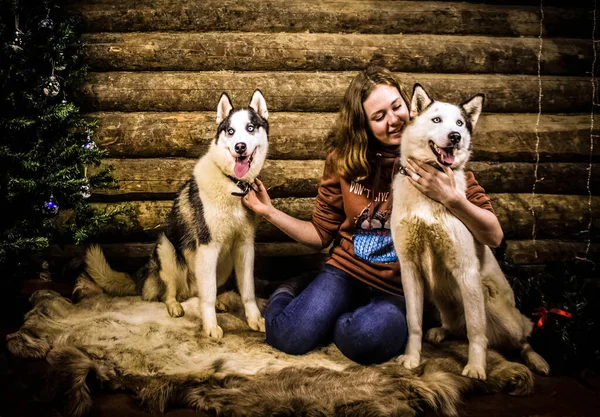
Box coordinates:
[243,67,503,364]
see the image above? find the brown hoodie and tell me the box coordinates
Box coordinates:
[311,143,494,296]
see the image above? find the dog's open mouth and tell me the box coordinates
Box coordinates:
[429,141,455,166]
[234,148,257,178]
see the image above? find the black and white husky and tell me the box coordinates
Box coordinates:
[390,84,549,379]
[84,90,269,339]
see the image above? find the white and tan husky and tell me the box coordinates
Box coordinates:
[84,90,269,339]
[390,84,549,379]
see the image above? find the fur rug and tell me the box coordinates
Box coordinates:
[7,280,535,417]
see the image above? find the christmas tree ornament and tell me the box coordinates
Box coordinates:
[39,17,54,30]
[43,75,60,97]
[39,6,54,30]
[10,16,24,53]
[10,30,24,52]
[55,52,67,71]
[80,169,91,199]
[84,134,97,150]
[80,182,91,199]
[43,195,59,215]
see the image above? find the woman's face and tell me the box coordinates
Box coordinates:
[363,84,409,146]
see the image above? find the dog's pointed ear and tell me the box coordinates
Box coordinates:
[216,93,233,124]
[410,84,433,118]
[249,89,269,120]
[461,94,485,128]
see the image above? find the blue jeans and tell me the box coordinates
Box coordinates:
[265,265,408,365]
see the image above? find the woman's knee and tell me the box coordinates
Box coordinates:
[265,322,319,355]
[333,305,408,364]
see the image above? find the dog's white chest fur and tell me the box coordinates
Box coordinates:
[193,157,256,244]
[391,171,472,293]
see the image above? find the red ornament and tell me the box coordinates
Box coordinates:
[532,306,573,328]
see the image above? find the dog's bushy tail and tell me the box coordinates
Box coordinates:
[84,245,137,296]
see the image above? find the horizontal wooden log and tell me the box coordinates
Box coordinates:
[91,159,599,200]
[90,112,600,162]
[49,240,599,278]
[89,194,600,242]
[82,72,597,113]
[50,242,326,260]
[83,32,592,76]
[505,240,600,265]
[48,242,328,282]
[93,159,322,199]
[69,0,593,38]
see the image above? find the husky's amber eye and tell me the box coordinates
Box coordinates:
[432,117,441,123]
[227,128,235,135]
[456,120,464,126]
[246,124,255,132]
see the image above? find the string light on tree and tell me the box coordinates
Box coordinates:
[529,0,545,259]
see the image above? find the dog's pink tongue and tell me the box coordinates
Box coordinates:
[234,159,250,178]
[439,148,455,165]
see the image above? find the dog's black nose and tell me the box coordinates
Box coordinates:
[234,142,247,155]
[448,132,461,144]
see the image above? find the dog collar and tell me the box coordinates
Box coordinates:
[225,174,252,197]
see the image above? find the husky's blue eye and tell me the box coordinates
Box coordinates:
[246,124,255,132]
[456,120,464,126]
[432,117,441,123]
[227,128,235,135]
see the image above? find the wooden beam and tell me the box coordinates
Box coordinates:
[505,240,599,265]
[82,72,597,113]
[70,0,592,38]
[49,240,599,275]
[90,159,599,200]
[90,112,599,162]
[88,194,600,242]
[83,32,592,76]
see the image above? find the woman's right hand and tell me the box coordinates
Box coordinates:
[243,178,273,218]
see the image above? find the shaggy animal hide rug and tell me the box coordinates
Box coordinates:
[7,283,535,417]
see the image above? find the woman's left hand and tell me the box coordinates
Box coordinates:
[405,158,460,206]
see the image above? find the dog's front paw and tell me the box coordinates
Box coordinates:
[247,316,266,333]
[525,352,550,375]
[166,301,185,318]
[203,325,224,340]
[425,327,449,343]
[462,363,487,380]
[396,354,420,369]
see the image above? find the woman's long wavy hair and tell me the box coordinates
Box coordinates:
[325,67,409,181]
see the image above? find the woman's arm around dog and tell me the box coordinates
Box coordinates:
[243,179,325,251]
[405,158,504,248]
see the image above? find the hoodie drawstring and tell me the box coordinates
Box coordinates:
[367,152,383,223]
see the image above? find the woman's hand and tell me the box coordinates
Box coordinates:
[405,158,504,247]
[405,158,460,207]
[243,178,274,218]
[243,178,324,250]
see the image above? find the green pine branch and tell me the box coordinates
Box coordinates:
[0,0,119,280]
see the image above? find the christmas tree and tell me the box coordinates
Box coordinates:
[503,258,600,374]
[0,0,116,284]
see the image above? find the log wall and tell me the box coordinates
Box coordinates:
[67,0,599,278]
